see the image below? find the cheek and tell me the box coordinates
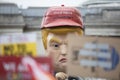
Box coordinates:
[47,49,60,61]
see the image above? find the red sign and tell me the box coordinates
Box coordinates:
[0,56,54,80]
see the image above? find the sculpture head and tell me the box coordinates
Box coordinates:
[41,6,83,72]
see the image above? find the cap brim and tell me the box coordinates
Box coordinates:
[43,19,82,28]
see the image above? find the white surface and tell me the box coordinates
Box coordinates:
[1,0,88,8]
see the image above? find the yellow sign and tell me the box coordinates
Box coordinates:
[1,43,36,56]
[0,33,37,56]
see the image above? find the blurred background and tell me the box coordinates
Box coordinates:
[0,0,120,56]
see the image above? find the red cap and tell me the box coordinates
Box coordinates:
[41,6,83,29]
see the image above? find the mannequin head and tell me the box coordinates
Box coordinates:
[41,6,83,72]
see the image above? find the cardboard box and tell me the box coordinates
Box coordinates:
[67,34,120,80]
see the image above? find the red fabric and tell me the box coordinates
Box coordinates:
[41,6,83,29]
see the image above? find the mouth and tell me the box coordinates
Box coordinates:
[59,58,67,63]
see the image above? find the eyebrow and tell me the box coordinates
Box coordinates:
[49,37,61,44]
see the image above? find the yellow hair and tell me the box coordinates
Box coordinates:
[41,27,83,49]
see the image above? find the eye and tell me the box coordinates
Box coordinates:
[54,44,59,47]
[50,42,60,49]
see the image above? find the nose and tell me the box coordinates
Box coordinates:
[60,44,67,56]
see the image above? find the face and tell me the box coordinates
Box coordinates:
[46,32,78,72]
[46,33,67,72]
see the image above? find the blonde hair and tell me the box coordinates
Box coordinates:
[41,27,83,49]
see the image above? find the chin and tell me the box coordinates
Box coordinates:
[61,63,66,67]
[55,63,67,72]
